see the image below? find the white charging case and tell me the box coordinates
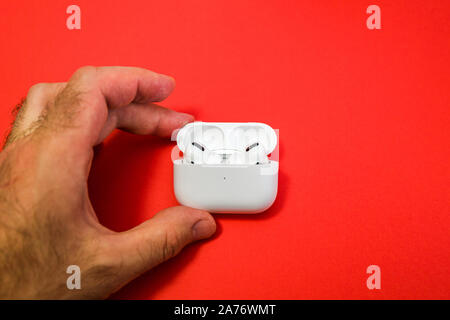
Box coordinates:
[172,122,278,213]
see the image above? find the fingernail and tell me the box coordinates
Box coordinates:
[175,112,195,128]
[192,218,216,240]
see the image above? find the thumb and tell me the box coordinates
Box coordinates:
[109,206,216,281]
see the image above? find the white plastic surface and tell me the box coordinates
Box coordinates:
[173,122,279,213]
[177,122,277,155]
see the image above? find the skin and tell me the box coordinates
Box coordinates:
[0,66,216,299]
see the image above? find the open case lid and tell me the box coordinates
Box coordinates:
[176,122,278,154]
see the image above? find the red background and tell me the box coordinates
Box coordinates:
[0,0,449,299]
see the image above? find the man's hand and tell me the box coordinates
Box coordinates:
[0,66,216,299]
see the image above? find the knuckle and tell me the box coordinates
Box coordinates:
[75,65,96,75]
[27,82,49,97]
[160,229,182,261]
[72,66,97,82]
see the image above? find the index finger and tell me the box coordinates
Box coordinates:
[45,66,177,147]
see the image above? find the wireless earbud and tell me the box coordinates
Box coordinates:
[244,142,269,165]
[183,142,204,164]
[173,122,278,213]
[185,142,269,165]
[184,142,222,164]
